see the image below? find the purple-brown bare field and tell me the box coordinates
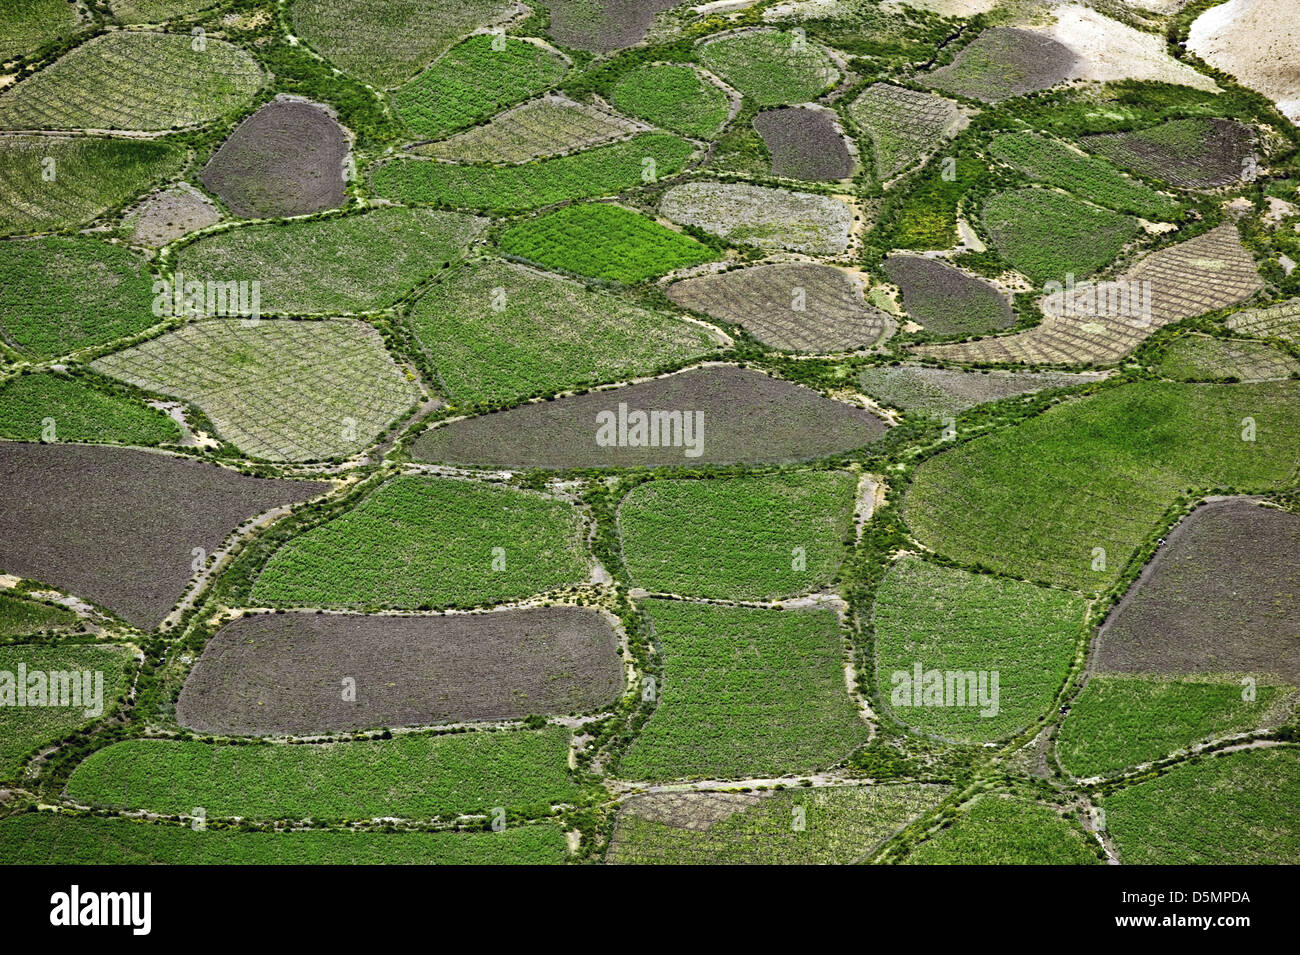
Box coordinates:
[1095,499,1300,683]
[0,444,327,629]
[884,255,1014,337]
[175,606,624,735]
[411,365,889,469]
[666,264,892,352]
[753,108,853,181]
[201,99,349,218]
[1082,118,1255,191]
[542,0,680,53]
[924,28,1077,103]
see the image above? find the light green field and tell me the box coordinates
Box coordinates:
[982,187,1139,285]
[1057,677,1288,778]
[251,476,590,609]
[618,471,858,600]
[174,208,486,314]
[618,600,869,781]
[0,32,264,131]
[1101,747,1300,864]
[0,812,569,865]
[699,30,840,106]
[0,644,134,781]
[873,556,1086,743]
[0,236,158,359]
[0,373,180,446]
[1,0,80,62]
[111,1,221,22]
[0,592,79,639]
[902,795,1101,865]
[1154,335,1300,382]
[611,64,730,139]
[408,259,717,407]
[65,726,578,819]
[93,319,420,462]
[904,381,1300,592]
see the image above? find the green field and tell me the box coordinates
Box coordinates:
[0,644,134,781]
[902,795,1101,865]
[0,592,79,639]
[393,35,567,139]
[1101,747,1300,864]
[372,134,696,213]
[618,471,858,600]
[111,1,222,22]
[92,319,421,462]
[175,208,486,314]
[1056,677,1287,778]
[608,784,950,865]
[0,32,264,131]
[65,726,579,819]
[498,203,720,283]
[989,133,1180,221]
[0,135,184,236]
[408,259,717,407]
[982,188,1139,285]
[699,30,839,106]
[0,0,80,62]
[1154,335,1300,382]
[873,557,1086,743]
[611,64,730,139]
[0,236,158,359]
[0,373,180,446]
[618,600,869,781]
[251,476,590,609]
[905,381,1300,592]
[0,812,569,865]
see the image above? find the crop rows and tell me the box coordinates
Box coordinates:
[699,29,840,107]
[661,181,854,256]
[417,95,642,164]
[847,83,967,181]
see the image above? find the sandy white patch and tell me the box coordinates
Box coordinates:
[882,0,998,14]
[1189,0,1300,125]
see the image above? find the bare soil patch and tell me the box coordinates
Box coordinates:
[884,255,1014,337]
[176,606,624,735]
[124,183,222,247]
[1082,118,1255,191]
[0,444,327,629]
[542,0,680,53]
[201,99,348,219]
[753,107,853,181]
[923,28,1077,104]
[1189,0,1300,125]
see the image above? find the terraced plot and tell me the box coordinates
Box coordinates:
[0,592,79,639]
[699,30,840,107]
[251,476,589,610]
[1226,297,1300,344]
[988,132,1180,221]
[1155,334,1300,381]
[982,188,1138,286]
[904,380,1300,592]
[123,183,222,246]
[201,99,348,219]
[1100,747,1300,865]
[912,225,1264,365]
[0,444,327,628]
[753,107,852,181]
[923,28,1076,104]
[610,64,730,140]
[661,181,854,256]
[1082,118,1255,191]
[0,236,157,360]
[416,95,642,164]
[175,607,623,735]
[290,0,517,89]
[618,471,858,600]
[498,203,719,283]
[92,319,421,462]
[0,0,80,62]
[0,813,569,865]
[901,796,1100,865]
[372,133,696,213]
[1095,499,1300,684]
[393,35,568,140]
[873,557,1086,743]
[0,32,264,131]
[1057,677,1287,778]
[175,207,486,314]
[883,255,1013,338]
[857,365,1105,418]
[667,263,891,353]
[608,784,950,865]
[847,84,967,182]
[408,259,718,407]
[0,134,183,236]
[0,644,134,780]
[0,372,181,446]
[617,601,869,781]
[541,0,679,53]
[412,365,889,469]
[66,727,579,820]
